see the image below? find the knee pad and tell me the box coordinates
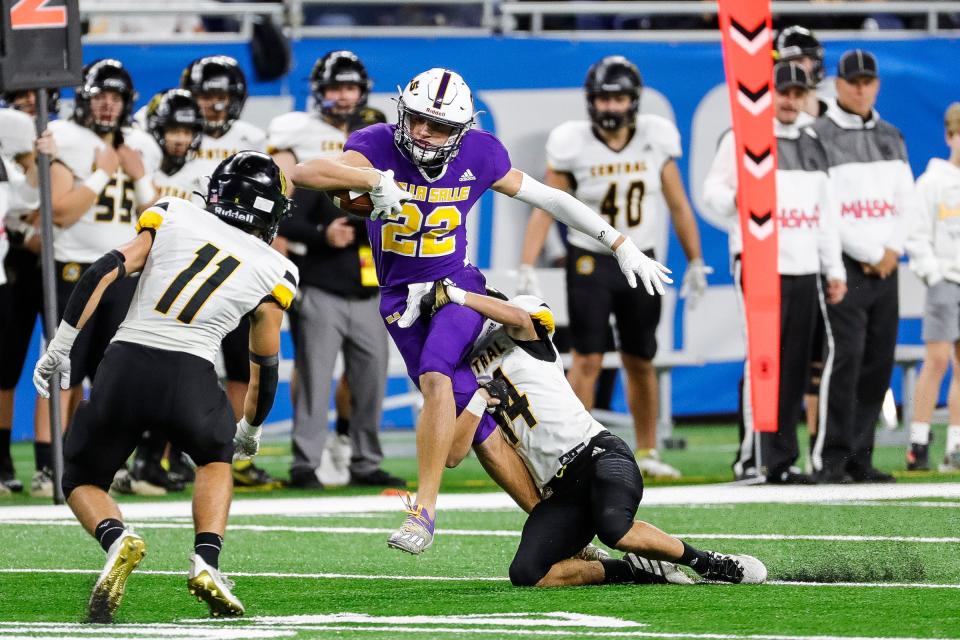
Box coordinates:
[595,506,634,548]
[509,556,549,587]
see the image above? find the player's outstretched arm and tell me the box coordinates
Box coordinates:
[32,231,153,398]
[493,168,672,295]
[234,301,284,460]
[518,168,572,296]
[421,279,540,341]
[291,150,411,219]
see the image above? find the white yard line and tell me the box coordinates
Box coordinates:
[3,483,960,522]
[0,568,957,590]
[4,520,958,544]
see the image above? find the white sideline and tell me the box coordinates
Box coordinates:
[4,520,959,544]
[0,568,957,590]
[2,483,960,521]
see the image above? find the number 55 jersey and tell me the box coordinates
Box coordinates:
[468,297,604,490]
[114,197,298,363]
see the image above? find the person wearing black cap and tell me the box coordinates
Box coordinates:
[808,49,921,484]
[703,62,846,484]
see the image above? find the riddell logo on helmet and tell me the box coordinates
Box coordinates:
[214,206,254,224]
[425,107,446,117]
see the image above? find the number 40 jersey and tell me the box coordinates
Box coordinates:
[547,115,681,254]
[113,197,298,363]
[468,297,604,490]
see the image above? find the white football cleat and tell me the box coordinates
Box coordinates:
[574,543,610,562]
[87,528,147,623]
[30,467,54,498]
[636,450,682,479]
[187,554,244,617]
[697,552,767,584]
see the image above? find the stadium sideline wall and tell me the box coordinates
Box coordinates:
[9,36,954,440]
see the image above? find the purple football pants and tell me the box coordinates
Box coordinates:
[380,264,496,444]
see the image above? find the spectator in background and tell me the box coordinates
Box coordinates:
[702,62,846,484]
[904,102,960,473]
[269,51,403,489]
[810,50,920,484]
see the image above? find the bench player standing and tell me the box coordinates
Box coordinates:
[292,66,671,554]
[181,56,275,489]
[519,56,710,478]
[33,151,297,622]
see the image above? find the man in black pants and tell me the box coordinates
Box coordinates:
[810,50,920,483]
[704,63,847,483]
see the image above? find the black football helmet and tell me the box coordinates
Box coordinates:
[205,151,291,243]
[1,89,60,118]
[584,56,642,131]
[72,59,136,135]
[774,26,825,85]
[180,55,248,135]
[146,89,204,175]
[310,50,372,124]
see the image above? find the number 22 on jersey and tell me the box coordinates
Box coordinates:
[381,203,461,257]
[155,242,241,324]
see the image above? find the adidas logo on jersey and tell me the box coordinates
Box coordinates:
[459,169,476,182]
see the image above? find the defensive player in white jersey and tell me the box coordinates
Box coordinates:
[905,102,960,473]
[181,56,274,487]
[520,56,710,479]
[33,151,297,622]
[703,62,846,484]
[47,60,160,437]
[147,89,214,204]
[421,282,765,587]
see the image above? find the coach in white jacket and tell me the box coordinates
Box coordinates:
[703,62,846,484]
[807,50,920,483]
[904,102,960,473]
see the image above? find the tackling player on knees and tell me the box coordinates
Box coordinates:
[33,151,297,622]
[428,282,766,587]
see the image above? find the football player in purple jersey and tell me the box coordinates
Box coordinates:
[292,67,672,555]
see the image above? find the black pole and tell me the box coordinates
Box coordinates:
[35,89,66,505]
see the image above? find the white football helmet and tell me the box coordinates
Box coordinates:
[394,68,476,168]
[0,108,36,159]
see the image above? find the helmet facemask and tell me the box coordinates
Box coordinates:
[394,98,472,168]
[587,90,640,131]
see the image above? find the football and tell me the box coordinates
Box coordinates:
[328,189,374,217]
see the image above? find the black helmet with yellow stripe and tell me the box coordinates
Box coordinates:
[205,151,291,243]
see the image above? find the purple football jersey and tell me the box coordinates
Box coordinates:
[344,123,511,287]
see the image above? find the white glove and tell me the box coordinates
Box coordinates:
[32,322,78,398]
[679,258,714,308]
[613,238,673,295]
[397,282,434,328]
[233,417,262,462]
[369,169,411,220]
[516,264,542,297]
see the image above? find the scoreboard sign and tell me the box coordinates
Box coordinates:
[0,0,81,90]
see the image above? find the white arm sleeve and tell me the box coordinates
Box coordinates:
[513,172,620,250]
[701,130,739,230]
